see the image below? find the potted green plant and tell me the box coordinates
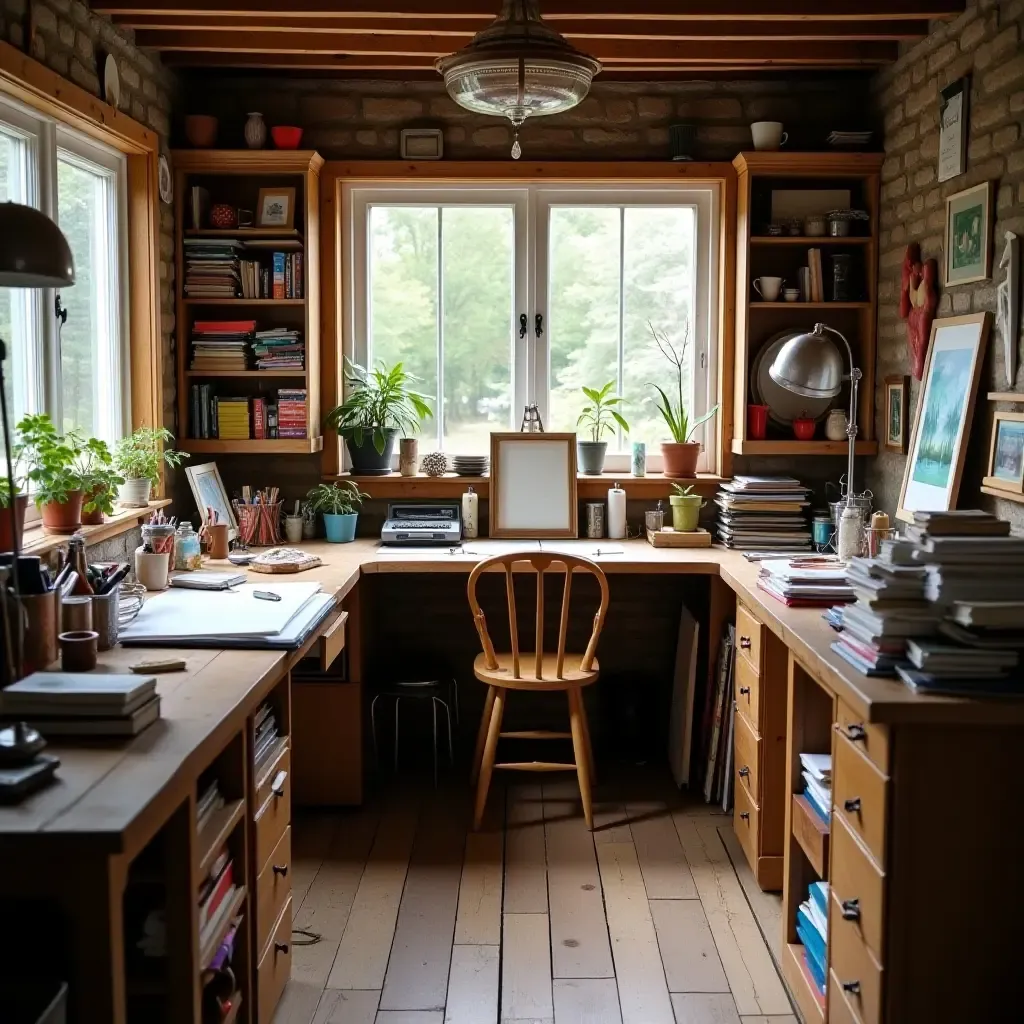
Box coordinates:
[305,481,369,543]
[324,359,433,476]
[13,414,85,533]
[113,427,188,507]
[77,437,125,525]
[669,483,705,532]
[576,380,629,475]
[647,322,720,478]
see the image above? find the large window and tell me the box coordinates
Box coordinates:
[345,183,718,471]
[0,94,128,445]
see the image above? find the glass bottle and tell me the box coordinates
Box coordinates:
[173,523,202,571]
[68,535,94,595]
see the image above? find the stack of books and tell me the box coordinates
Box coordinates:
[272,251,304,299]
[800,752,831,824]
[715,476,812,553]
[239,257,270,299]
[189,383,218,439]
[197,779,225,834]
[757,557,855,607]
[0,672,160,737]
[190,320,255,372]
[253,328,304,371]
[277,388,308,439]
[215,397,251,440]
[183,239,242,298]
[198,846,237,952]
[797,881,829,1001]
[254,703,280,771]
[831,556,935,676]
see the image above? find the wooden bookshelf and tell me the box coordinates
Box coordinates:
[732,152,883,456]
[173,149,324,456]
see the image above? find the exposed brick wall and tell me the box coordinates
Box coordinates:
[871,0,1024,528]
[0,1,178,439]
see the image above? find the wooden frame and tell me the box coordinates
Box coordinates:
[489,432,578,539]
[257,185,297,229]
[883,374,910,454]
[185,461,239,539]
[982,411,1024,495]
[400,128,443,160]
[945,180,994,287]
[938,75,969,184]
[897,313,990,523]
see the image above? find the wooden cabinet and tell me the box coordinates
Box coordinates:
[730,599,787,891]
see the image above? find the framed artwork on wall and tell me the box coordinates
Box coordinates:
[489,433,578,539]
[945,181,993,286]
[897,313,991,523]
[257,187,296,229]
[884,374,910,454]
[983,411,1024,496]
[938,75,969,183]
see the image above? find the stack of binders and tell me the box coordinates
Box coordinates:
[797,881,829,1001]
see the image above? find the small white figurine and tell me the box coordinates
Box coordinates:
[997,230,1019,387]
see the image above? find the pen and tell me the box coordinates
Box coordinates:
[253,590,281,602]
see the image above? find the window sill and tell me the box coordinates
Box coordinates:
[328,472,726,501]
[18,499,172,558]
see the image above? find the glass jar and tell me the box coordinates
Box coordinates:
[173,523,203,571]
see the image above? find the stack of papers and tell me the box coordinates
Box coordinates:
[715,476,812,553]
[797,881,829,997]
[757,558,854,607]
[800,753,831,824]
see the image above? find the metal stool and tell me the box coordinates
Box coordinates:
[370,679,459,786]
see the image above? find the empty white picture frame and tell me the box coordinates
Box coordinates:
[490,433,578,539]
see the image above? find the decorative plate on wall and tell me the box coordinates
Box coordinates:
[158,155,172,205]
[103,54,120,110]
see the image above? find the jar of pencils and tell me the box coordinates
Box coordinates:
[233,501,282,547]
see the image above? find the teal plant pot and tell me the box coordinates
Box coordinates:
[323,512,358,543]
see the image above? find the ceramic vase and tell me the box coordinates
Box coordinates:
[399,438,419,477]
[244,112,267,150]
[825,409,848,441]
[284,516,304,543]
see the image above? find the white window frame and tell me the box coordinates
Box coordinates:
[342,180,720,473]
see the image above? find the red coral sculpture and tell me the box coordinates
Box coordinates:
[899,243,939,380]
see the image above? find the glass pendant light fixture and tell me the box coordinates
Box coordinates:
[436,0,601,159]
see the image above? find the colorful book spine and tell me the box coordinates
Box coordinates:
[272,252,286,299]
[293,251,303,299]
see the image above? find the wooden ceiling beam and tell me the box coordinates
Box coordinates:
[113,14,930,40]
[94,0,964,22]
[134,30,897,64]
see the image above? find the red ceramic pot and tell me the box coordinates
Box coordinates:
[271,126,304,150]
[792,418,816,441]
[748,404,769,440]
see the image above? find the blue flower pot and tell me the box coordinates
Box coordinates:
[323,512,358,543]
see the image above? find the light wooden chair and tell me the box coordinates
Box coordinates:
[467,551,610,831]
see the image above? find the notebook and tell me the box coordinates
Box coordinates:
[0,673,157,715]
[170,571,247,591]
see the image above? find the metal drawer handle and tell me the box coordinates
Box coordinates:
[843,723,867,742]
[272,770,288,797]
[273,863,289,877]
[275,941,290,955]
[844,797,861,813]
[739,686,751,696]
[738,766,750,778]
[739,636,752,649]
[842,980,861,995]
[739,811,750,821]
[841,898,861,921]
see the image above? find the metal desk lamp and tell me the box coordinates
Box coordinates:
[1,200,76,683]
[768,322,863,504]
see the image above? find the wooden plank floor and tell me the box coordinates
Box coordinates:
[274,768,794,1024]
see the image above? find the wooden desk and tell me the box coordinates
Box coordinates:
[2,539,1020,1023]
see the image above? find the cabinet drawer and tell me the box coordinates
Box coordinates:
[319,609,348,672]
[258,897,292,1023]
[255,745,291,874]
[829,895,883,1024]
[734,709,761,803]
[733,779,759,867]
[736,603,763,672]
[831,814,885,962]
[256,825,291,960]
[734,655,761,731]
[835,701,890,774]
[833,732,888,867]
[828,970,866,1024]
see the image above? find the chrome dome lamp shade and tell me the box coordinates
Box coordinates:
[436,0,601,159]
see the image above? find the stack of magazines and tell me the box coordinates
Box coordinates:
[800,752,831,824]
[715,476,812,553]
[254,702,280,770]
[797,881,829,1002]
[757,557,855,607]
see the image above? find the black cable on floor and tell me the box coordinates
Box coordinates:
[291,928,321,946]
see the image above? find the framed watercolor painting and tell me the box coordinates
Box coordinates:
[884,375,910,454]
[185,461,239,540]
[256,187,296,229]
[897,313,991,523]
[983,411,1024,495]
[945,181,993,286]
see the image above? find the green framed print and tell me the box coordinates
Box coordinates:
[983,411,1024,495]
[884,374,910,454]
[945,181,993,286]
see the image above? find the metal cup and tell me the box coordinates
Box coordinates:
[91,586,120,652]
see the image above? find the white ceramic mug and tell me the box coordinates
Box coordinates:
[753,276,784,301]
[750,121,788,151]
[284,515,304,544]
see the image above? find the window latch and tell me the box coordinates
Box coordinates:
[519,313,528,339]
[535,313,544,338]
[54,294,68,328]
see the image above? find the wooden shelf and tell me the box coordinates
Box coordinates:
[182,438,323,454]
[200,885,247,970]
[749,301,872,310]
[732,440,877,456]
[186,370,307,378]
[981,485,1024,505]
[183,298,305,306]
[751,235,872,245]
[988,391,1024,402]
[792,794,830,878]
[196,798,245,880]
[782,942,826,1024]
[186,228,302,240]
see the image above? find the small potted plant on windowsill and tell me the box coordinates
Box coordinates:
[305,481,370,543]
[324,359,433,476]
[647,322,719,479]
[78,437,125,526]
[0,474,29,551]
[576,381,629,475]
[669,483,705,532]
[113,427,188,507]
[13,414,86,533]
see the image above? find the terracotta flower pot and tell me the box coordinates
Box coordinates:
[661,441,701,478]
[40,490,84,533]
[0,494,29,551]
[184,114,218,148]
[80,486,106,526]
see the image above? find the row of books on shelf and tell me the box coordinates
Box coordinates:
[241,252,303,300]
[189,384,308,440]
[190,320,305,372]
[797,880,829,1003]
[184,239,303,300]
[199,843,241,958]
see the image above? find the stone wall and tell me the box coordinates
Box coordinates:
[0,0,178,438]
[182,74,872,161]
[871,0,1024,528]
